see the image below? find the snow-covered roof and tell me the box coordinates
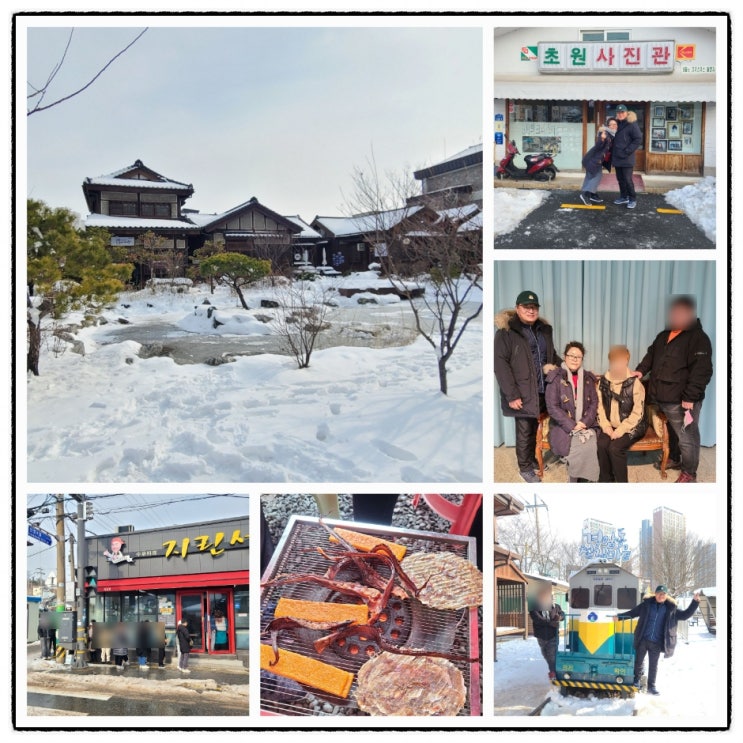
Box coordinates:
[193,197,300,233]
[436,203,480,223]
[523,571,569,589]
[314,205,424,237]
[284,215,322,240]
[414,143,483,180]
[85,213,201,231]
[182,212,221,228]
[85,177,192,190]
[84,160,193,191]
[437,143,483,166]
[458,211,483,232]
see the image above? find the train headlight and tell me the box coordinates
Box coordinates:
[616,676,624,684]
[563,673,571,680]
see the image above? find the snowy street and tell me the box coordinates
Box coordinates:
[26,643,247,717]
[27,273,483,483]
[495,623,721,719]
[493,178,716,249]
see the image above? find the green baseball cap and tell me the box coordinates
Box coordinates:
[616,104,628,112]
[655,585,669,593]
[516,290,540,307]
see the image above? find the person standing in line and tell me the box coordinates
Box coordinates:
[633,295,713,483]
[37,614,51,659]
[176,619,192,674]
[618,585,700,695]
[611,104,643,209]
[112,622,129,672]
[529,587,565,680]
[495,290,561,483]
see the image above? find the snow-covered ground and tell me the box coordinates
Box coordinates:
[495,624,720,719]
[493,189,549,237]
[27,273,482,483]
[665,176,716,243]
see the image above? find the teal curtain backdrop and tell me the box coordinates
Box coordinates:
[493,260,717,447]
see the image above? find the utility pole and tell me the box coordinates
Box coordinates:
[55,495,66,608]
[524,494,549,573]
[68,533,76,602]
[69,494,88,668]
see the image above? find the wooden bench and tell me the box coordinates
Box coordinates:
[535,407,670,480]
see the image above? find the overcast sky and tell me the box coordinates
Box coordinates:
[25,25,482,220]
[499,492,719,547]
[26,493,249,577]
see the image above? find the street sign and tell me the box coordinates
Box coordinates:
[28,525,52,546]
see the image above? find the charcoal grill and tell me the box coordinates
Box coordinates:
[260,515,482,716]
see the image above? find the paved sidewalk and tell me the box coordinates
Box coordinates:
[494,172,702,195]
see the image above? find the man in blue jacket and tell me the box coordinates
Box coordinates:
[618,585,700,695]
[611,104,643,210]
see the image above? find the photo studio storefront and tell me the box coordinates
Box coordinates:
[85,516,249,654]
[494,26,716,175]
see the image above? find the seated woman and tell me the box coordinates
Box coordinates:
[597,345,647,483]
[545,341,599,482]
[579,118,617,206]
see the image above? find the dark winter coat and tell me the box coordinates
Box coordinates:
[582,128,614,176]
[598,376,647,440]
[618,596,699,658]
[545,366,599,457]
[636,319,713,404]
[176,623,191,654]
[494,309,561,419]
[530,604,565,641]
[611,111,643,168]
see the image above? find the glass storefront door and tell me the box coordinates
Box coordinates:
[178,592,205,652]
[177,589,234,654]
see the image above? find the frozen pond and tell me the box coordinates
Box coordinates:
[93,303,436,364]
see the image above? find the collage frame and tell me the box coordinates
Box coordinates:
[10,7,734,738]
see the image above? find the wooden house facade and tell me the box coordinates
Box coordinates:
[311,205,439,273]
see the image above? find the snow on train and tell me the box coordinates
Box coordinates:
[553,561,641,695]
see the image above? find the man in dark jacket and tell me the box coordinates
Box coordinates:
[618,585,700,695]
[495,290,561,483]
[530,587,565,679]
[633,295,713,483]
[611,104,643,209]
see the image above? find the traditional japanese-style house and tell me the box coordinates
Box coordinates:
[82,159,201,249]
[191,198,302,271]
[311,205,439,273]
[283,215,326,266]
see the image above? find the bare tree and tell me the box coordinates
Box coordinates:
[271,279,334,369]
[652,531,708,596]
[28,28,148,116]
[345,153,482,395]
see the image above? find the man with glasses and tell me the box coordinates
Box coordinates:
[618,585,700,696]
[611,104,643,210]
[495,290,561,483]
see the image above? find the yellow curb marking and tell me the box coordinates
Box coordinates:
[560,204,606,210]
[656,208,684,214]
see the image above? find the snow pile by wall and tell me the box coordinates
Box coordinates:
[664,176,716,243]
[494,189,549,237]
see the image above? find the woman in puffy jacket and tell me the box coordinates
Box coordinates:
[545,341,599,482]
[579,118,617,205]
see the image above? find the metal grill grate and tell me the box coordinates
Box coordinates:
[260,516,481,716]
